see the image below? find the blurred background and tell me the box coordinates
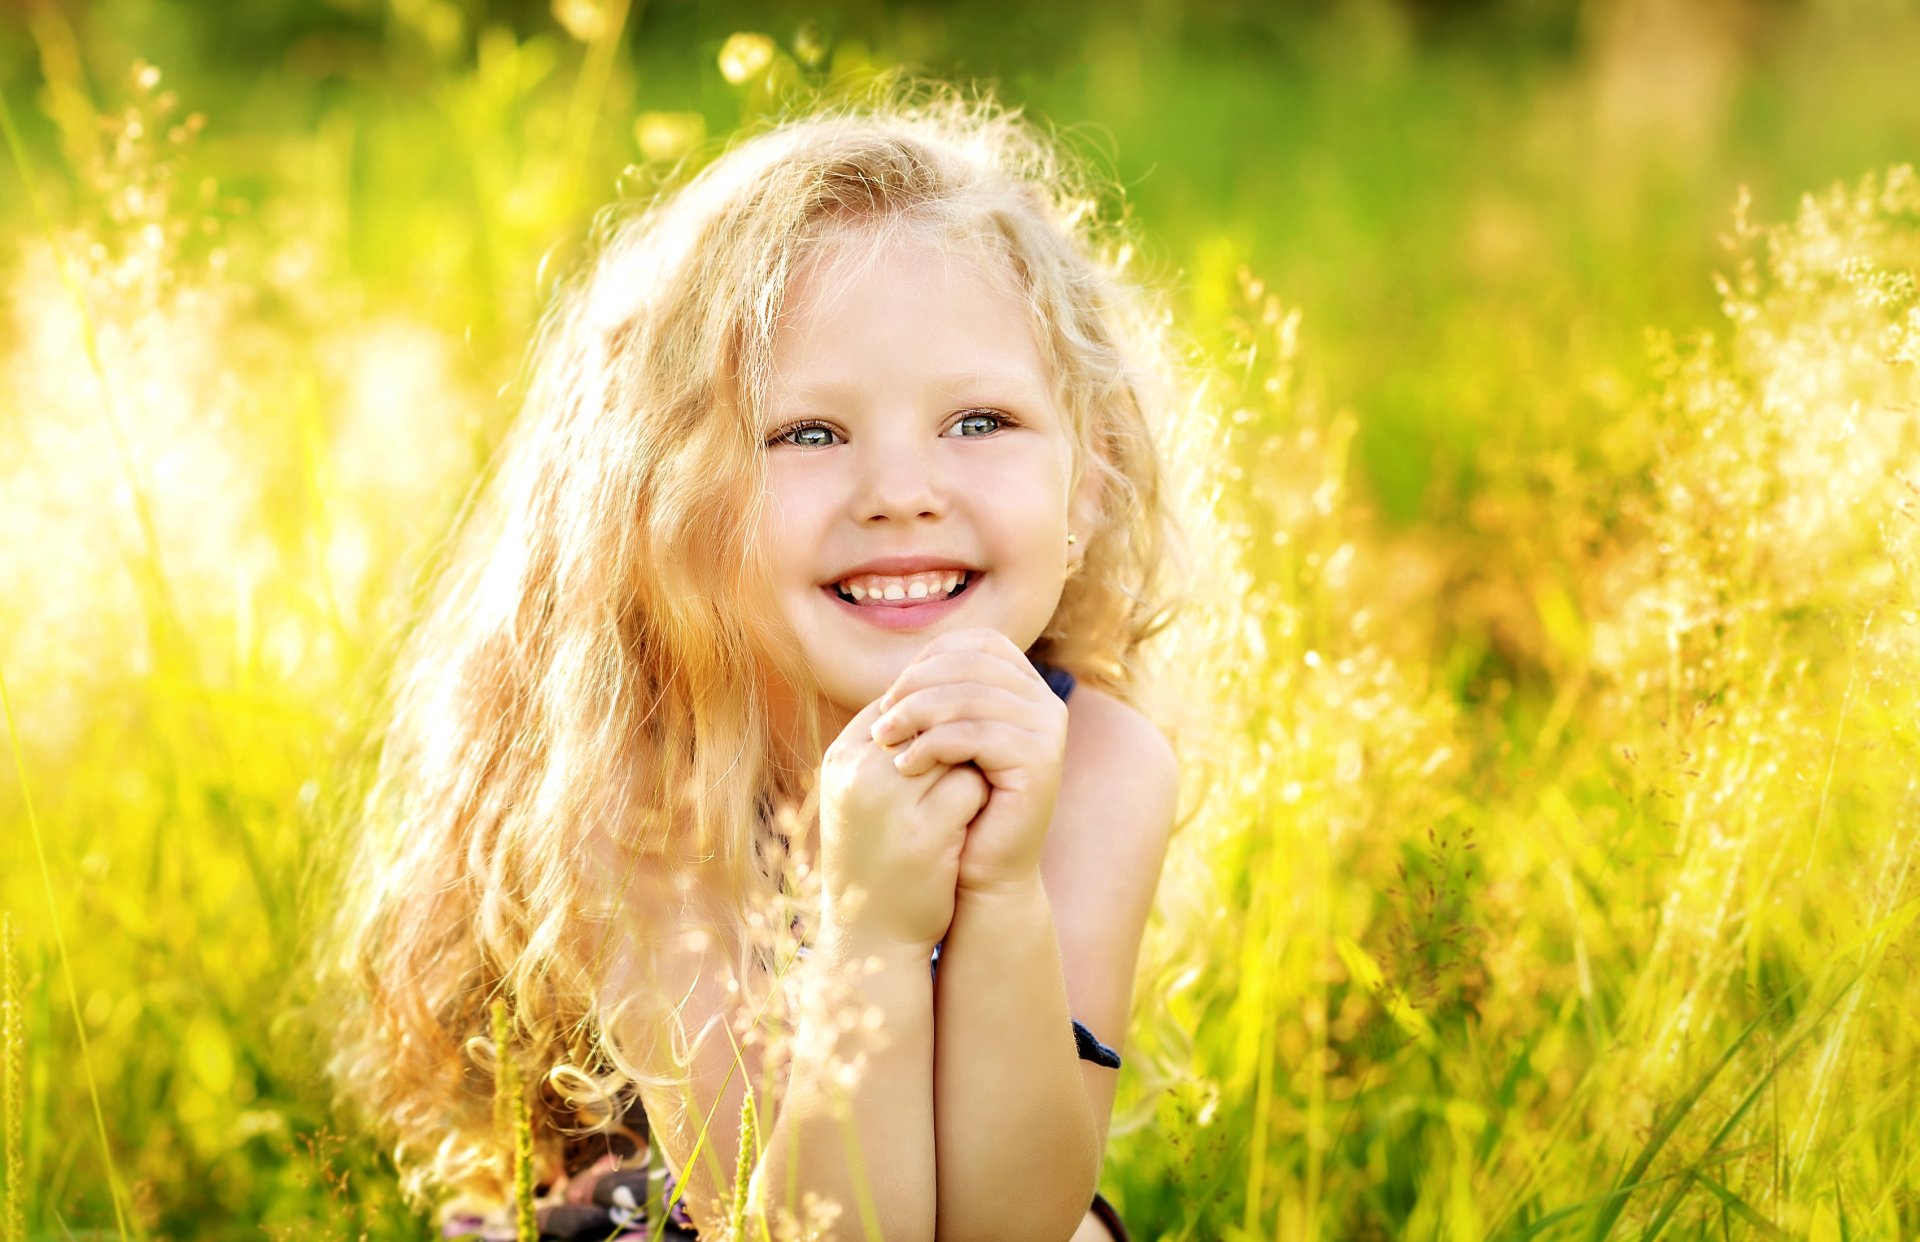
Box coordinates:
[3,0,1919,1237]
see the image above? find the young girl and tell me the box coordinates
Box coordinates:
[326,89,1188,1242]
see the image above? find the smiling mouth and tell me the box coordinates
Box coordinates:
[828,571,977,606]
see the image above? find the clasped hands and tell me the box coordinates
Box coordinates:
[816,628,1068,955]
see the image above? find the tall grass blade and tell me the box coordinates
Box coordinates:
[728,1090,756,1241]
[1580,1013,1771,1241]
[2,76,298,969]
[3,913,24,1242]
[490,999,536,1242]
[1689,1174,1791,1240]
[830,1100,886,1242]
[656,940,806,1240]
[561,0,636,191]
[1495,1146,1758,1242]
[0,70,189,654]
[1635,971,1858,1242]
[0,668,130,1241]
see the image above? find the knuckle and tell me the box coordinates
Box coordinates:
[918,720,957,748]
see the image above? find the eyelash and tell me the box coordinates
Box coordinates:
[766,409,1019,448]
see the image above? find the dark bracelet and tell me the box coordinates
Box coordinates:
[1072,1018,1123,1068]
[931,940,1123,1068]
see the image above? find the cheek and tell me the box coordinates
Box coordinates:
[978,461,1071,537]
[969,446,1061,495]
[761,476,832,539]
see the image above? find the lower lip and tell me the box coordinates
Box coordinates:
[821,576,978,631]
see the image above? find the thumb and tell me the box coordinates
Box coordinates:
[921,762,990,827]
[829,694,891,755]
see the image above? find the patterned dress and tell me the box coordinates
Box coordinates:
[442,658,1131,1242]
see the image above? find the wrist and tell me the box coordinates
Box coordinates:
[815,913,940,970]
[953,870,1048,913]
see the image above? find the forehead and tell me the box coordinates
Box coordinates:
[768,229,1052,407]
[789,218,1026,305]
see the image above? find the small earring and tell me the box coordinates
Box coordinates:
[1066,533,1077,545]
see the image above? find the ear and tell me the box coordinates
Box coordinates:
[1067,451,1107,566]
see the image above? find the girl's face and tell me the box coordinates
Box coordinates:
[758,231,1091,727]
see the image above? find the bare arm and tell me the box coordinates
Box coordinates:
[615,915,938,1242]
[934,879,1101,1242]
[622,692,982,1240]
[931,688,1180,1242]
[745,929,937,1240]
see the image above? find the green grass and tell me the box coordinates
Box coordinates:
[4,2,1920,1238]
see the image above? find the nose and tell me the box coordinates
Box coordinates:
[851,427,948,524]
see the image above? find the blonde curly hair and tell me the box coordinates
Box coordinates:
[322,83,1193,1210]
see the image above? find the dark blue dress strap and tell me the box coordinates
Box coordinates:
[1027,655,1076,703]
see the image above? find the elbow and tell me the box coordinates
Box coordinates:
[948,1124,1104,1242]
[1058,1145,1107,1242]
[1045,1099,1107,1242]
[1028,1092,1106,1242]
[938,1160,1095,1242]
[951,1189,1097,1242]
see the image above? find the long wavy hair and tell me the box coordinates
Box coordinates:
[322,86,1193,1209]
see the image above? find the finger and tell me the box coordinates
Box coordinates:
[906,626,1025,663]
[888,647,1044,697]
[826,696,888,769]
[875,651,1048,728]
[841,693,891,732]
[891,718,1055,781]
[880,631,1035,708]
[872,679,1052,749]
[831,695,951,793]
[919,761,990,824]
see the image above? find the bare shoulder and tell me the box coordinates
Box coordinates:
[1063,682,1177,763]
[1042,684,1181,1150]
[1057,684,1180,849]
[1043,682,1180,967]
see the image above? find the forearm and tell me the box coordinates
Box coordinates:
[933,877,1102,1242]
[750,934,937,1241]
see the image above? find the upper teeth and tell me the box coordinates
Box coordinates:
[835,570,967,601]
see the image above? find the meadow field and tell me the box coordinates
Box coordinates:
[3,1,1920,1237]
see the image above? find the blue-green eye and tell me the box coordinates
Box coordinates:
[769,420,839,448]
[767,410,1016,448]
[950,410,1011,437]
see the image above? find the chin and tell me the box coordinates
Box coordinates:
[839,663,905,707]
[790,652,884,710]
